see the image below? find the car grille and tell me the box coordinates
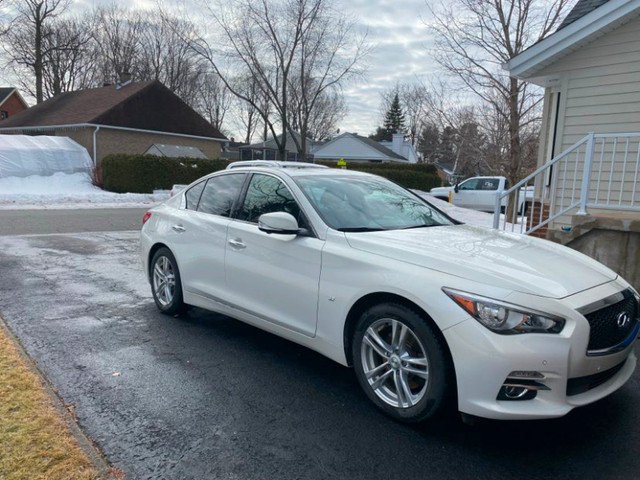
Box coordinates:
[567,360,626,396]
[584,293,638,353]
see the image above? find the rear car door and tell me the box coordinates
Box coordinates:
[224,173,323,337]
[476,177,501,211]
[171,173,247,301]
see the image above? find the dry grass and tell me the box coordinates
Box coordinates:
[0,325,100,480]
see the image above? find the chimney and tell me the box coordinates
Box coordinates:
[391,133,404,155]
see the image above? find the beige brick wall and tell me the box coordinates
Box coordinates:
[54,127,222,163]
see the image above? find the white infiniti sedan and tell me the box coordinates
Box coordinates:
[140,167,639,422]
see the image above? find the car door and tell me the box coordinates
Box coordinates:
[170,173,247,301]
[477,177,500,212]
[224,173,323,337]
[452,178,480,208]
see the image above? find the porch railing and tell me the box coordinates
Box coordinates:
[493,132,640,235]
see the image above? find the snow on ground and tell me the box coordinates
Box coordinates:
[414,191,526,232]
[0,172,169,209]
[0,172,527,232]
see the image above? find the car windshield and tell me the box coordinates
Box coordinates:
[295,174,454,231]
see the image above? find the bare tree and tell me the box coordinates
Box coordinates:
[4,0,70,103]
[288,80,347,142]
[398,83,430,147]
[138,13,204,103]
[429,0,571,185]
[194,71,232,133]
[92,5,144,85]
[41,17,97,97]
[231,74,263,144]
[188,0,367,161]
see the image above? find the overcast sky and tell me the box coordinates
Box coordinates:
[3,0,440,138]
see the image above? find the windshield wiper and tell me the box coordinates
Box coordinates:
[337,227,387,232]
[402,223,441,230]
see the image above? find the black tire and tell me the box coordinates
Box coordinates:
[150,247,185,316]
[352,303,452,423]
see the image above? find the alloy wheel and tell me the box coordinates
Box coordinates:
[360,318,430,408]
[152,255,176,307]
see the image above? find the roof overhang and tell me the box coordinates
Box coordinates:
[504,0,640,85]
[0,88,29,109]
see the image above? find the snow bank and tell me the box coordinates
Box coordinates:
[415,191,525,231]
[0,172,169,209]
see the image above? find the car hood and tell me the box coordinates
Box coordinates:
[344,224,616,298]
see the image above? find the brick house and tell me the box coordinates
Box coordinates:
[0,80,226,163]
[0,88,28,121]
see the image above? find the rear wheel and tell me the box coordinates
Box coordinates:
[150,247,184,315]
[352,303,451,423]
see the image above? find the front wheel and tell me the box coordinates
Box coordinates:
[150,247,185,315]
[352,303,451,423]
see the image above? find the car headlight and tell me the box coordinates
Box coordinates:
[443,288,565,334]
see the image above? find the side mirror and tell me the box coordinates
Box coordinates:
[454,183,459,193]
[258,212,304,235]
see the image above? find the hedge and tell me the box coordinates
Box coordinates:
[101,154,231,193]
[317,160,438,174]
[317,161,441,190]
[349,168,442,191]
[100,154,442,194]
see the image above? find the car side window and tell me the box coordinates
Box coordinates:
[185,181,206,210]
[458,178,479,190]
[238,174,302,224]
[197,174,246,217]
[480,178,499,191]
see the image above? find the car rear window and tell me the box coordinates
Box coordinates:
[197,174,246,217]
[185,181,205,210]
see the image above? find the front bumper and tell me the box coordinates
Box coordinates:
[443,280,639,420]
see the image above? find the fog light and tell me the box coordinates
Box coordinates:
[504,386,531,399]
[497,385,537,401]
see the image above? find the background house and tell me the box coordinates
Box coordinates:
[313,132,415,163]
[505,0,640,289]
[0,80,226,163]
[239,132,319,161]
[0,88,28,121]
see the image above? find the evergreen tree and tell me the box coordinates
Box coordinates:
[383,93,406,136]
[368,126,388,142]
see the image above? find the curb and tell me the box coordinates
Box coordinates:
[0,315,118,480]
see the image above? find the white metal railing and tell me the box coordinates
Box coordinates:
[493,132,640,235]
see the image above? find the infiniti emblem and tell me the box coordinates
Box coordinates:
[616,311,631,328]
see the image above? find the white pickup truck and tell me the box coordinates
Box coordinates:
[430,176,533,213]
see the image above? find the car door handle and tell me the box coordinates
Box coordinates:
[228,238,246,249]
[172,225,186,233]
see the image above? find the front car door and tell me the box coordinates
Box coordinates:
[224,173,323,337]
[452,177,480,208]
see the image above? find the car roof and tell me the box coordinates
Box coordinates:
[226,160,328,170]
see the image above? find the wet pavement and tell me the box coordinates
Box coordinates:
[0,231,638,480]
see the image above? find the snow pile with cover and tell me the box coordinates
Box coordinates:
[0,135,92,178]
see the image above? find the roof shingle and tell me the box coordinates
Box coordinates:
[0,81,226,139]
[557,0,611,30]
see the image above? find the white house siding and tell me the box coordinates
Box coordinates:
[535,14,640,221]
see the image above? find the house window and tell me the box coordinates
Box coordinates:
[0,111,8,120]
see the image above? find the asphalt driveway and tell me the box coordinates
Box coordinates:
[0,231,638,479]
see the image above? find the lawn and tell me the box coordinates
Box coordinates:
[0,320,101,480]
